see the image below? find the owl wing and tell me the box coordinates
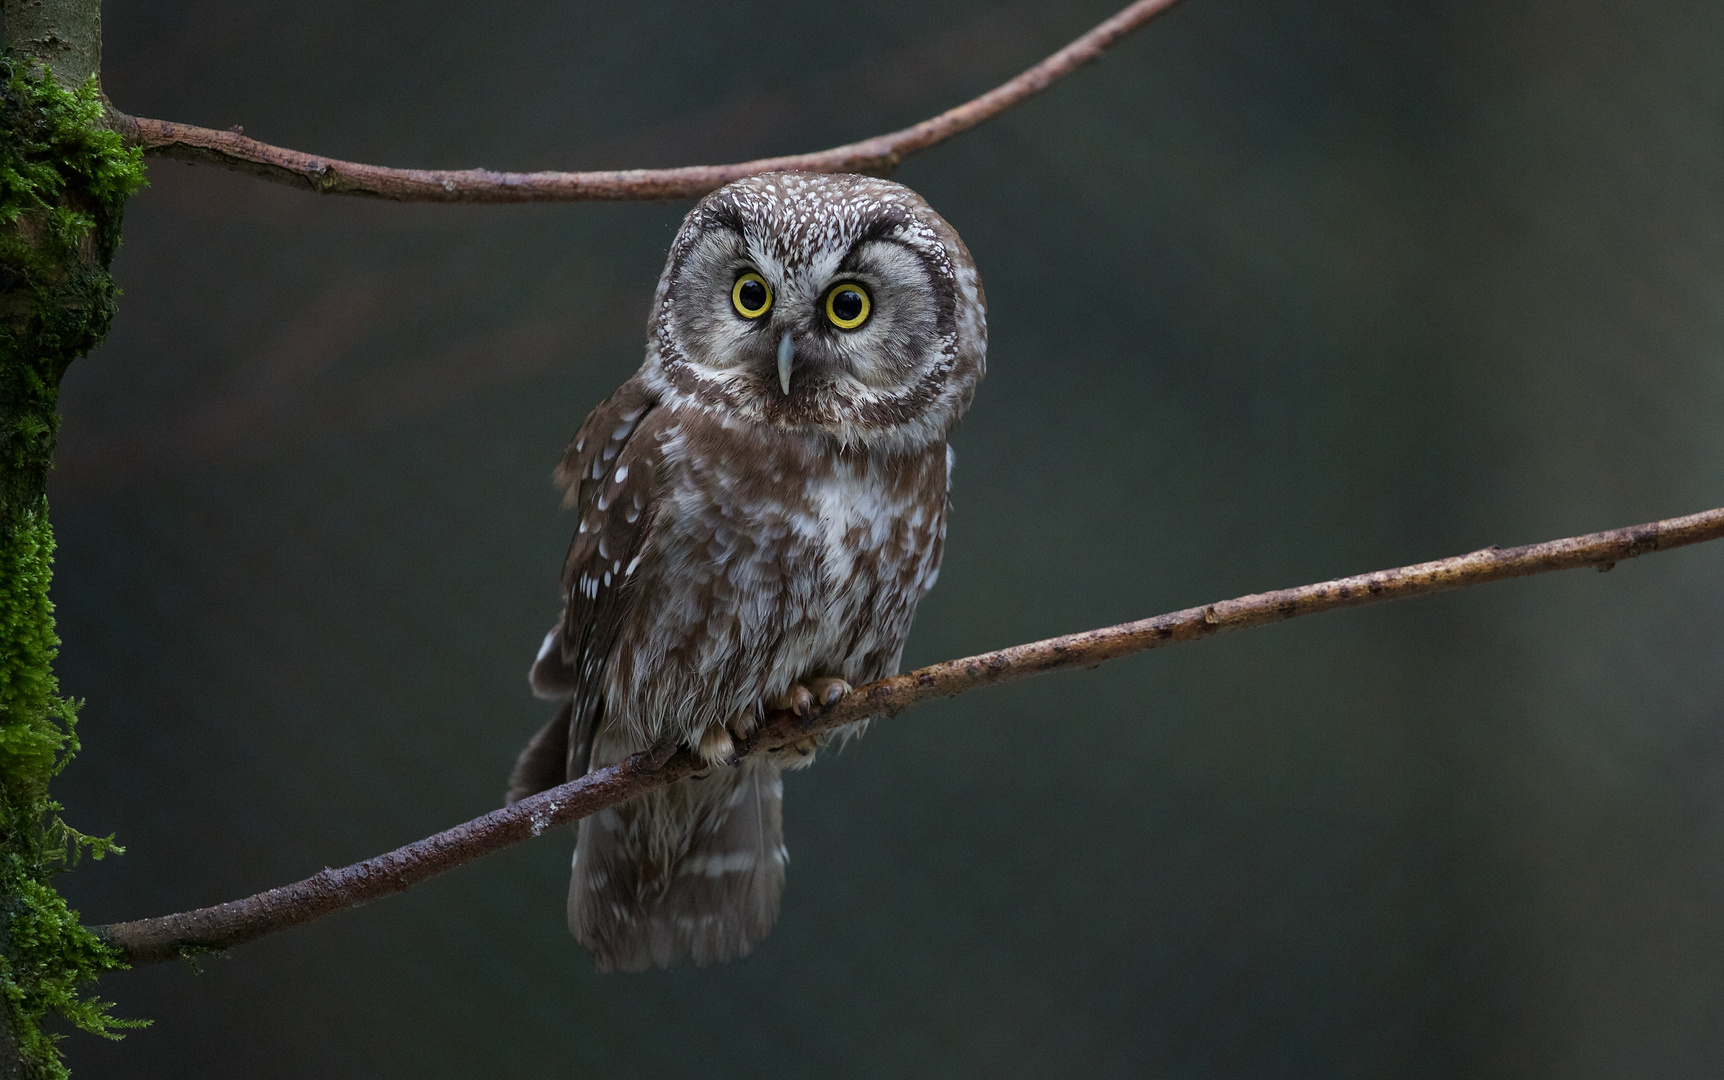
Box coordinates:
[508,376,661,803]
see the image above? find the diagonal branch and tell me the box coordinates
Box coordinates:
[95,505,1724,966]
[108,0,1186,202]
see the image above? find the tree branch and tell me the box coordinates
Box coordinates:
[94,504,1724,966]
[106,0,1185,202]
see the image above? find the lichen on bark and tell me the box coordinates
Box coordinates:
[0,53,146,1078]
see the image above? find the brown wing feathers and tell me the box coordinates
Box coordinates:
[508,378,659,801]
[555,378,661,780]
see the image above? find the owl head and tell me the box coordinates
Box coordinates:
[640,172,987,452]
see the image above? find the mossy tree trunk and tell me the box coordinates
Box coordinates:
[0,1,144,1076]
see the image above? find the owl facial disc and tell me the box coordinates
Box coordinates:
[777,330,794,395]
[649,172,987,449]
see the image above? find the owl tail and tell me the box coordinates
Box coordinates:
[568,758,787,972]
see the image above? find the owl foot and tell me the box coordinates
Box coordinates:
[695,724,740,770]
[725,700,766,745]
[771,677,851,722]
[777,734,820,764]
[697,679,852,772]
[761,677,851,770]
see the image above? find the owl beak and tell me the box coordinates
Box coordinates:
[776,330,794,395]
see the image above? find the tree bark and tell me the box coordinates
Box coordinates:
[0,2,136,1075]
[1,0,100,90]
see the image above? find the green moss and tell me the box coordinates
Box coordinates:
[0,55,149,1077]
[0,511,77,795]
[1,58,146,523]
[0,512,140,1080]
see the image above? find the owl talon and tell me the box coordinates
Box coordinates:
[775,684,815,718]
[727,700,763,744]
[780,735,820,770]
[769,677,852,721]
[806,677,851,708]
[696,725,739,769]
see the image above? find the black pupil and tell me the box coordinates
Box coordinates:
[832,289,864,322]
[738,279,766,312]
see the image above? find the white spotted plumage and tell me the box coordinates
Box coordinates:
[510,172,985,972]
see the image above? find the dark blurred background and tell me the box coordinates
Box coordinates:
[44,0,1724,1075]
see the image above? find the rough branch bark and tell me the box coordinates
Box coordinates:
[94,504,1724,966]
[108,0,1185,202]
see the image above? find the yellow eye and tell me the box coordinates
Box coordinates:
[732,272,772,319]
[824,283,871,330]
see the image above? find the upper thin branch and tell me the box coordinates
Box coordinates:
[95,504,1724,966]
[108,0,1185,201]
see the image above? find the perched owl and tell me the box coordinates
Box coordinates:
[507,172,986,972]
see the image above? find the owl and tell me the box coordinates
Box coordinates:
[506,172,986,972]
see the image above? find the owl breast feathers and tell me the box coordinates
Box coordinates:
[507,172,986,972]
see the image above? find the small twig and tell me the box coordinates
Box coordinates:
[95,505,1724,966]
[108,0,1185,202]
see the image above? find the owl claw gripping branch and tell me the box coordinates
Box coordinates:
[508,173,986,973]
